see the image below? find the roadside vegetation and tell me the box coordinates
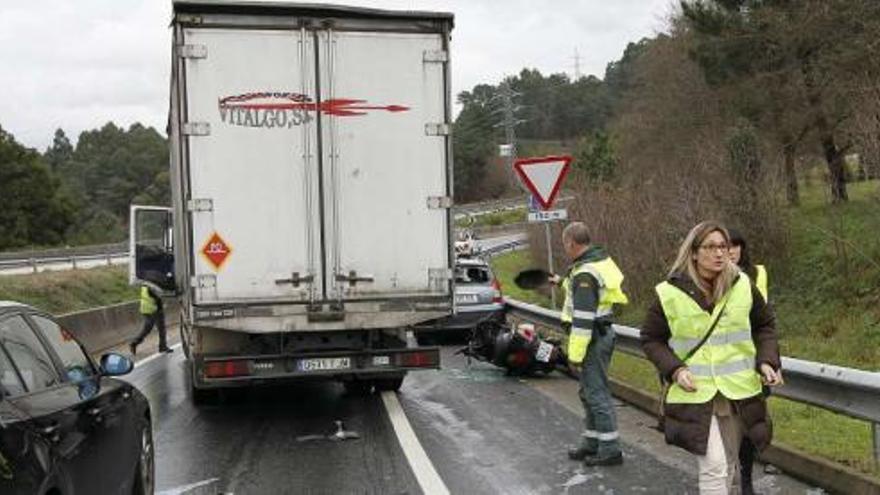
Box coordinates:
[0,266,135,314]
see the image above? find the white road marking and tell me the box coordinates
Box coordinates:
[380,390,450,495]
[156,477,222,495]
[134,343,183,368]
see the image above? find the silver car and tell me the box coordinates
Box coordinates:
[416,257,505,341]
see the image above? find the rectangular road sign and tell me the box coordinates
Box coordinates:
[528,209,567,223]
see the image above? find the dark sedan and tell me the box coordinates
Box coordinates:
[0,301,153,495]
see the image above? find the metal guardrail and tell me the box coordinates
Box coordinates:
[0,243,128,273]
[504,297,880,463]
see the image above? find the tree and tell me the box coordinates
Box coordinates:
[682,0,880,203]
[572,131,617,185]
[43,128,73,172]
[453,86,497,201]
[0,126,74,250]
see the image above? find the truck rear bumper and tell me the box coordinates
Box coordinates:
[192,346,440,388]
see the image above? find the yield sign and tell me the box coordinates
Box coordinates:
[201,232,233,270]
[513,155,572,210]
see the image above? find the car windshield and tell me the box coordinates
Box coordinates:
[455,265,491,285]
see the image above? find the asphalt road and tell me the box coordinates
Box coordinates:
[122,343,816,495]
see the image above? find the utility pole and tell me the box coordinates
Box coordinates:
[572,48,582,81]
[493,79,526,191]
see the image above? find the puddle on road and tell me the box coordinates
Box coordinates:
[295,420,361,443]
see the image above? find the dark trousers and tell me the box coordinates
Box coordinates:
[577,327,620,457]
[134,310,167,350]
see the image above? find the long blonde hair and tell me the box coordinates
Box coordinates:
[668,221,739,304]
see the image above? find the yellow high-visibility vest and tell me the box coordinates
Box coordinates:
[656,275,762,404]
[564,258,628,364]
[755,265,768,301]
[139,287,158,315]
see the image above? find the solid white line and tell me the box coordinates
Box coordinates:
[381,391,450,495]
[134,342,182,368]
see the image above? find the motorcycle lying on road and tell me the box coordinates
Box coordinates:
[458,267,570,376]
[459,320,567,376]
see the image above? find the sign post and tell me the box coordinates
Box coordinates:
[513,156,572,310]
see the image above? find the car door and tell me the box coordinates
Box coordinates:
[27,312,139,494]
[0,313,103,494]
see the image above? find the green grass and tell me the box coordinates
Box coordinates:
[489,249,552,307]
[0,266,136,314]
[773,179,880,370]
[456,208,525,229]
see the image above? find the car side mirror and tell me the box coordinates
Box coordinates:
[100,353,134,376]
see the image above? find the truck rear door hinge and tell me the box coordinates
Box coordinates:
[178,44,207,59]
[427,196,453,209]
[275,272,314,288]
[187,198,213,212]
[183,122,211,136]
[423,50,449,63]
[191,274,216,289]
[176,15,204,26]
[425,123,450,136]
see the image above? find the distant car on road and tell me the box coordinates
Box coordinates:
[416,257,505,342]
[0,302,153,495]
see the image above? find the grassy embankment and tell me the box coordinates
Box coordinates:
[490,179,880,477]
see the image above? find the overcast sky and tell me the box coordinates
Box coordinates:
[0,1,672,150]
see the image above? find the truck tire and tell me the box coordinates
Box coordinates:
[374,375,405,392]
[191,385,218,406]
[343,380,373,396]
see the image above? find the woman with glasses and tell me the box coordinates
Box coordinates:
[640,221,783,494]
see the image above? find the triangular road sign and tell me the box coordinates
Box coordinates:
[513,155,572,210]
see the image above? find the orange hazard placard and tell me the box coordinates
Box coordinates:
[201,232,232,270]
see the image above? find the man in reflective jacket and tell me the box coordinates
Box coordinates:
[552,222,629,466]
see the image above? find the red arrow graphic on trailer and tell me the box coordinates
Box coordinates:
[219,92,410,116]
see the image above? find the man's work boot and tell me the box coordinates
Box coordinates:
[160,347,174,354]
[129,342,137,356]
[582,452,623,467]
[567,443,598,461]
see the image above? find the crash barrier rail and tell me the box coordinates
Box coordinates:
[454,195,575,221]
[479,237,528,257]
[471,222,529,239]
[0,242,128,273]
[505,297,880,495]
[59,300,180,357]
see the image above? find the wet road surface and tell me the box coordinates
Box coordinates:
[124,342,815,494]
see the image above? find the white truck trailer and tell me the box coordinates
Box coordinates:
[130,1,455,403]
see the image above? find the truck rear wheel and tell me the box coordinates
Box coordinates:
[343,380,373,396]
[374,375,405,392]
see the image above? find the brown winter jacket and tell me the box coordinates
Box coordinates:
[640,273,781,456]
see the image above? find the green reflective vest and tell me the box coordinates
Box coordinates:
[656,275,762,405]
[139,287,158,315]
[562,257,629,364]
[755,265,768,301]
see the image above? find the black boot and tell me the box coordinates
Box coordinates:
[567,443,598,461]
[582,452,624,467]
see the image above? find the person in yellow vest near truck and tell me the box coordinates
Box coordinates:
[728,228,769,495]
[131,284,172,356]
[641,221,782,494]
[550,222,629,467]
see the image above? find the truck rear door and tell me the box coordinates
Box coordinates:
[182,28,322,304]
[318,30,452,302]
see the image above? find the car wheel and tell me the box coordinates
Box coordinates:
[374,375,405,392]
[132,419,155,495]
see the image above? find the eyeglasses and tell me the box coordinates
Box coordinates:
[698,243,729,253]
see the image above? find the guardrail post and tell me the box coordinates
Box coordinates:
[873,422,880,465]
[71,256,77,270]
[30,258,38,274]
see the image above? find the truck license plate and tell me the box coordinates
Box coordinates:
[297,357,351,372]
